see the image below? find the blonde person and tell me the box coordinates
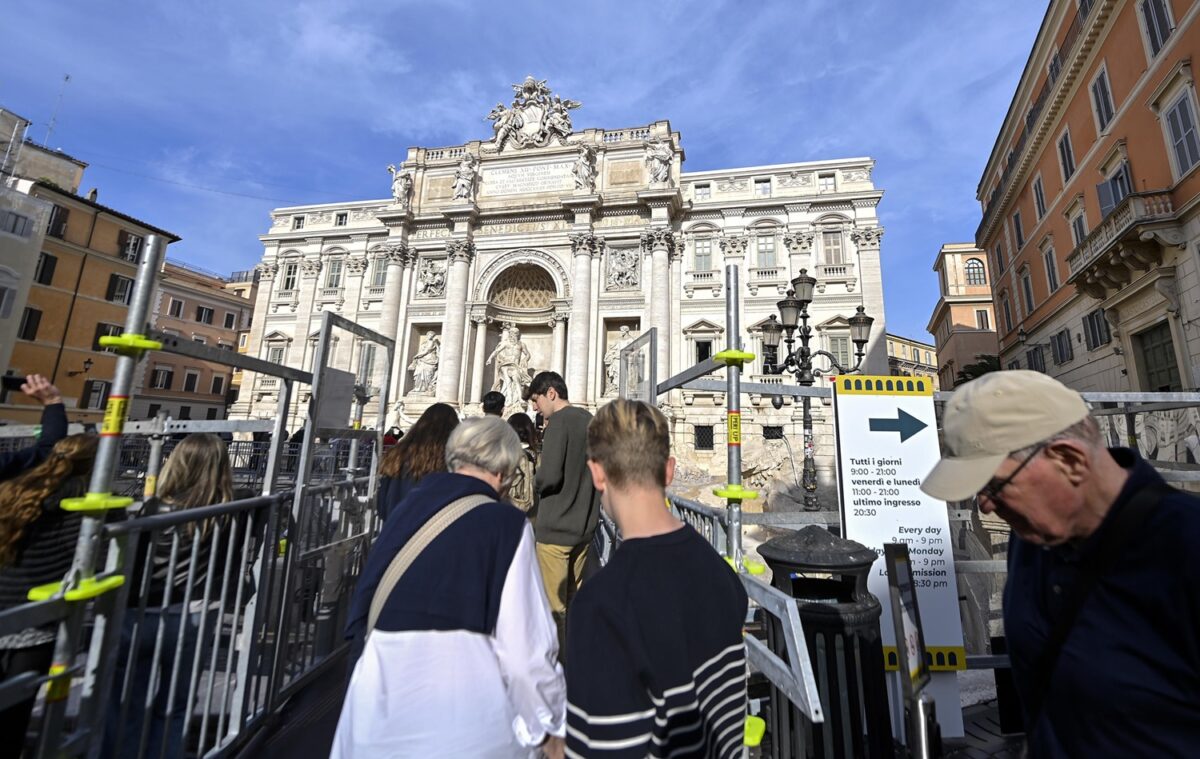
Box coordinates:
[336,416,565,758]
[0,434,96,749]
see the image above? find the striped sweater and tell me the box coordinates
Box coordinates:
[565,525,748,758]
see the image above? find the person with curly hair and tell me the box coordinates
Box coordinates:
[0,434,97,746]
[376,404,459,521]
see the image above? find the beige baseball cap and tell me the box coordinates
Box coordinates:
[921,370,1089,501]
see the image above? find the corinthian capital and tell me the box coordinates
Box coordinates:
[783,231,814,253]
[445,239,476,263]
[300,258,322,278]
[384,241,410,266]
[718,235,748,257]
[345,255,370,275]
[569,232,604,257]
[639,228,675,254]
[850,226,884,249]
[255,261,279,280]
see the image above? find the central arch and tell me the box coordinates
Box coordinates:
[472,248,570,301]
[488,264,557,310]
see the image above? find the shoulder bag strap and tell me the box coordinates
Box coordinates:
[367,493,493,635]
[1024,482,1172,720]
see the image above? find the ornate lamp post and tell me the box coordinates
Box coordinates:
[760,269,875,511]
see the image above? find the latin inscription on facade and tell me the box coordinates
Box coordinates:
[479,220,570,235]
[480,161,575,197]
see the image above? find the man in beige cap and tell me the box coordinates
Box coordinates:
[922,370,1200,756]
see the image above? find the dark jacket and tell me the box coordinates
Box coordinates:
[377,473,417,523]
[0,475,86,611]
[0,403,67,483]
[532,405,599,546]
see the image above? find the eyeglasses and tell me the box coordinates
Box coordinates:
[976,442,1047,508]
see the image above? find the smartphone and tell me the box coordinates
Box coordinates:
[0,376,25,392]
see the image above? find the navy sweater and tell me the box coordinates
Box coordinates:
[1004,448,1200,757]
[0,403,67,483]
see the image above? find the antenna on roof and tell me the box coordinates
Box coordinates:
[43,74,71,148]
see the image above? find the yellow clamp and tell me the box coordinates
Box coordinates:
[45,663,71,702]
[61,492,134,512]
[713,348,755,369]
[28,574,125,603]
[883,645,967,672]
[744,716,766,747]
[713,484,758,501]
[723,556,767,576]
[98,333,163,356]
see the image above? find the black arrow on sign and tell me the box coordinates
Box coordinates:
[868,409,928,442]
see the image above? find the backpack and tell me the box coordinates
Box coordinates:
[509,448,537,513]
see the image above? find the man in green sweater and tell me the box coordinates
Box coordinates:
[526,371,600,652]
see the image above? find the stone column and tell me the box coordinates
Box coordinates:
[551,314,567,376]
[379,244,410,407]
[470,316,489,403]
[669,244,683,394]
[850,226,887,374]
[565,234,600,401]
[641,229,675,381]
[436,240,474,403]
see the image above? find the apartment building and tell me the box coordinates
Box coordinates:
[223,269,260,411]
[886,333,940,390]
[977,0,1200,392]
[927,243,1000,389]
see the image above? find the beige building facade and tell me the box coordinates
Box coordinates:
[885,333,940,390]
[927,243,999,389]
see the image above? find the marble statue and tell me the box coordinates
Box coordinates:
[409,332,440,394]
[606,247,640,290]
[573,144,596,191]
[485,76,581,150]
[603,326,637,394]
[485,323,533,410]
[645,139,673,185]
[487,103,523,152]
[387,164,413,209]
[416,258,446,298]
[452,154,478,201]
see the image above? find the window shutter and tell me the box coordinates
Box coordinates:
[80,380,93,408]
[40,255,56,284]
[1097,180,1116,219]
[165,370,174,390]
[106,274,119,301]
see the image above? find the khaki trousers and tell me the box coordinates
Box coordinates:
[535,541,589,661]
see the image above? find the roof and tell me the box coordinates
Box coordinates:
[33,181,180,242]
[886,332,936,350]
[21,140,88,169]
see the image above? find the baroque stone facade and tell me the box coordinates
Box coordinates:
[232,79,889,487]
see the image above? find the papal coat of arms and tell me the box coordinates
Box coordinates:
[486,76,581,151]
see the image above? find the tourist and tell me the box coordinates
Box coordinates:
[0,375,67,482]
[566,400,748,757]
[506,413,539,515]
[524,371,600,656]
[376,403,458,521]
[0,434,96,748]
[335,416,565,758]
[482,390,506,417]
[921,371,1200,756]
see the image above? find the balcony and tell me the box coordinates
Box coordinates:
[815,263,857,293]
[684,270,722,299]
[1065,191,1181,300]
[747,267,789,296]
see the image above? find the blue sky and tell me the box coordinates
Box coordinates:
[5,0,1045,342]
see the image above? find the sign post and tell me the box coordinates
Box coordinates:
[885,542,943,757]
[832,376,965,738]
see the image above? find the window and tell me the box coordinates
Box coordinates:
[1026,347,1046,372]
[168,298,184,318]
[1165,92,1200,177]
[335,212,348,227]
[964,258,987,285]
[371,258,388,288]
[358,344,376,385]
[33,253,56,285]
[325,260,343,289]
[106,274,134,305]
[291,216,304,231]
[1058,131,1077,180]
[211,375,225,395]
[1070,210,1088,246]
[238,333,248,349]
[823,231,844,265]
[218,342,233,351]
[763,426,784,440]
[1044,248,1060,292]
[694,183,711,201]
[1003,297,1014,333]
[224,312,237,330]
[150,367,173,389]
[195,306,214,324]
[829,335,850,368]
[1012,211,1026,249]
[976,309,990,330]
[694,425,714,451]
[1079,0,1095,18]
[94,323,123,351]
[178,405,191,420]
[994,243,1007,275]
[206,408,219,420]
[1051,329,1074,365]
[1048,52,1062,82]
[147,404,161,418]
[818,173,836,193]
[756,235,776,268]
[1033,176,1047,219]
[1098,162,1133,218]
[694,238,712,271]
[117,231,143,262]
[696,340,712,363]
[1083,308,1112,349]
[1141,0,1174,56]
[280,262,298,292]
[46,205,69,239]
[267,345,286,364]
[193,336,206,345]
[1020,269,1035,313]
[754,178,772,197]
[1007,360,1021,371]
[0,210,32,238]
[183,371,199,393]
[18,308,41,340]
[1091,68,1116,131]
[81,380,110,410]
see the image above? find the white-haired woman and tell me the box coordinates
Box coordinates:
[335,417,566,758]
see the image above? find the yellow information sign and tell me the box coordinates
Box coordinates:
[727,411,741,446]
[101,396,129,437]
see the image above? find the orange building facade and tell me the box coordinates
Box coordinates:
[977,0,1200,391]
[927,243,1000,389]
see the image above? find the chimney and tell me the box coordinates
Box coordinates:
[86,187,98,201]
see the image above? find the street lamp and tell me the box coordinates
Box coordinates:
[67,358,94,377]
[760,269,875,511]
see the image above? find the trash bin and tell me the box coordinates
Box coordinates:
[758,525,893,759]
